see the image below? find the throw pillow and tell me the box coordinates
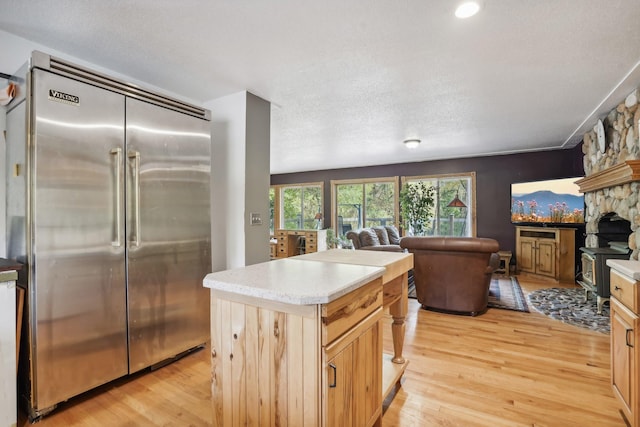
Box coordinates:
[385,225,401,245]
[373,226,390,245]
[359,228,380,247]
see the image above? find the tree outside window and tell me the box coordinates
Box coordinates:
[399,181,435,236]
[333,178,398,236]
[402,173,476,237]
[281,185,322,229]
[269,187,275,234]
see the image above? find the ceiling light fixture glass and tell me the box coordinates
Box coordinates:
[403,139,421,149]
[455,1,481,18]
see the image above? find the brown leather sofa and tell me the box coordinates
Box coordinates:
[345,225,403,252]
[400,237,500,316]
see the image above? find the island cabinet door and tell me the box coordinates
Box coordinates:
[210,294,321,426]
[323,308,383,427]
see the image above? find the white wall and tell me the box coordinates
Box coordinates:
[207,91,270,270]
[0,30,34,258]
[208,92,246,271]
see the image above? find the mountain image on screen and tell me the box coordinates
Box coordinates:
[512,190,583,213]
[511,179,585,224]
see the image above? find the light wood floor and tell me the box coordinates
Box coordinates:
[20,276,626,426]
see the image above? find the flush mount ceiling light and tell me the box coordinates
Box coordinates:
[403,139,421,149]
[455,1,481,18]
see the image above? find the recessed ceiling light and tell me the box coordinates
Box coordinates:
[455,1,481,19]
[403,139,421,149]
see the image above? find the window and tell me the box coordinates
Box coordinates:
[331,177,399,236]
[270,182,324,232]
[401,172,476,237]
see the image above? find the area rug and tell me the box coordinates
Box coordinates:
[526,287,610,334]
[488,276,529,312]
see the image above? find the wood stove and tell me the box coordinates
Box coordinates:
[578,241,630,314]
[577,213,632,314]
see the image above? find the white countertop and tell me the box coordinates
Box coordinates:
[203,258,385,305]
[293,249,413,283]
[606,259,640,280]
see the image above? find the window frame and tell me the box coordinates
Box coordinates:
[400,172,477,237]
[330,176,400,236]
[270,181,324,232]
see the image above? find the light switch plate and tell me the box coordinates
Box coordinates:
[250,212,262,226]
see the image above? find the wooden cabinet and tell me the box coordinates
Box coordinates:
[609,269,640,427]
[275,229,327,258]
[324,310,382,427]
[515,226,574,282]
[210,277,383,426]
[322,279,383,426]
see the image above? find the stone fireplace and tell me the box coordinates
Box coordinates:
[578,168,640,257]
[596,213,631,247]
[574,88,640,313]
[578,87,640,260]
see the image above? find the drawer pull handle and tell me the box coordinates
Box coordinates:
[626,329,634,348]
[614,286,621,291]
[329,363,337,388]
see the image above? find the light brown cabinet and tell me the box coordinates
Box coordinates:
[610,269,640,427]
[324,309,382,427]
[210,277,383,426]
[515,226,575,281]
[275,229,327,258]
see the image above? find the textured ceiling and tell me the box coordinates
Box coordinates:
[2,1,640,174]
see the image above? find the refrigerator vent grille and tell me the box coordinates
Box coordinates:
[40,54,210,121]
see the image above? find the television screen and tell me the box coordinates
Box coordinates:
[511,177,585,224]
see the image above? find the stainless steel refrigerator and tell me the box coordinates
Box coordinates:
[6,51,211,419]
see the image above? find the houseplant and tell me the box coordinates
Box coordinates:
[326,228,353,249]
[399,181,435,236]
[326,228,339,248]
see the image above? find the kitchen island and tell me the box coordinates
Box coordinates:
[204,250,412,427]
[293,249,413,398]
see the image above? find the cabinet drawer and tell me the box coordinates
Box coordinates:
[321,278,382,346]
[276,230,287,238]
[611,269,639,312]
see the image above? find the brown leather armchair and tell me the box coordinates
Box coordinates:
[400,237,500,316]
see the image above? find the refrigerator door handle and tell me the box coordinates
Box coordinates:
[128,150,141,247]
[110,147,122,247]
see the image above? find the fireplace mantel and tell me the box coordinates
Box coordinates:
[576,160,640,193]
